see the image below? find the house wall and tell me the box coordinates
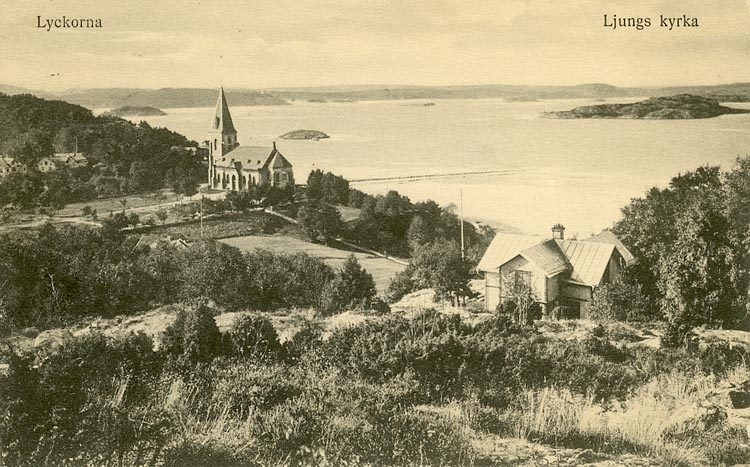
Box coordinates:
[601,250,624,286]
[498,256,548,304]
[546,275,561,307]
[561,282,593,318]
[484,271,501,311]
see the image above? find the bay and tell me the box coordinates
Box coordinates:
[124,98,750,236]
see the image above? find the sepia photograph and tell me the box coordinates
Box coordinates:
[1,0,750,465]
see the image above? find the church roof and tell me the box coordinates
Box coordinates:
[210,87,236,134]
[263,143,293,169]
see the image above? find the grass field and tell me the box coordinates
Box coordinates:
[220,235,406,294]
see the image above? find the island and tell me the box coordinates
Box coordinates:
[279,129,330,140]
[543,94,750,119]
[102,105,167,117]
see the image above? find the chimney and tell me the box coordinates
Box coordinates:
[552,223,565,240]
[272,141,276,150]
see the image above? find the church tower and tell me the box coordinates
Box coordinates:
[208,87,239,188]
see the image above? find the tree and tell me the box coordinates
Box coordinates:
[298,198,343,243]
[321,255,377,314]
[155,209,168,225]
[498,270,542,325]
[411,240,471,306]
[613,165,726,319]
[175,240,253,308]
[658,195,742,331]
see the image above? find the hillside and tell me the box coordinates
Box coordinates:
[102,105,167,117]
[543,94,750,119]
[0,93,201,208]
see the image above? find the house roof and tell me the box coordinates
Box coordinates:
[51,153,86,165]
[582,230,635,265]
[555,239,614,286]
[210,87,237,134]
[477,233,542,272]
[520,239,570,277]
[478,229,633,287]
[1,157,25,171]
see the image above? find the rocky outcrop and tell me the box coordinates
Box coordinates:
[102,105,167,117]
[279,129,329,140]
[544,94,750,119]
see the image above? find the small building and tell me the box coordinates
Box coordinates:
[207,87,294,191]
[52,152,88,168]
[37,157,57,172]
[477,224,635,318]
[0,157,28,177]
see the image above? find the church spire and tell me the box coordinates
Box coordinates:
[211,86,237,133]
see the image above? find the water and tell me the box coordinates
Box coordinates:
[123,98,750,236]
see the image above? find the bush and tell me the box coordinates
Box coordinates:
[227,313,283,363]
[385,269,415,303]
[589,280,654,322]
[162,302,224,369]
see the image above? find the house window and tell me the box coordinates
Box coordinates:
[514,270,532,290]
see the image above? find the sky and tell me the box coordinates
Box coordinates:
[1,0,749,92]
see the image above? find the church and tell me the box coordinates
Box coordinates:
[207,87,294,191]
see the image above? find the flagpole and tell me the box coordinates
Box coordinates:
[460,188,465,260]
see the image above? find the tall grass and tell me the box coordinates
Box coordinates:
[503,370,726,466]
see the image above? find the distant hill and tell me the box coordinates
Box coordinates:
[102,106,167,117]
[59,88,289,109]
[3,82,750,108]
[0,84,56,99]
[543,94,750,119]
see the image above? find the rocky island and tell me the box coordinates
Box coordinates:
[279,129,330,140]
[103,105,167,117]
[544,94,750,119]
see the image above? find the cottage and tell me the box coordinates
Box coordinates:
[52,152,88,168]
[37,157,57,172]
[207,87,294,191]
[0,157,28,177]
[478,224,635,317]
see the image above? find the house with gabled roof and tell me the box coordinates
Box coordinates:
[0,156,27,177]
[207,87,294,191]
[478,224,635,318]
[53,152,88,168]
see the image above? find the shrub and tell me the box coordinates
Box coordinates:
[284,319,325,363]
[227,313,283,363]
[320,255,377,315]
[385,269,415,303]
[162,302,224,368]
[589,280,654,322]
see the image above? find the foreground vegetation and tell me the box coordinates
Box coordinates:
[2,307,749,466]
